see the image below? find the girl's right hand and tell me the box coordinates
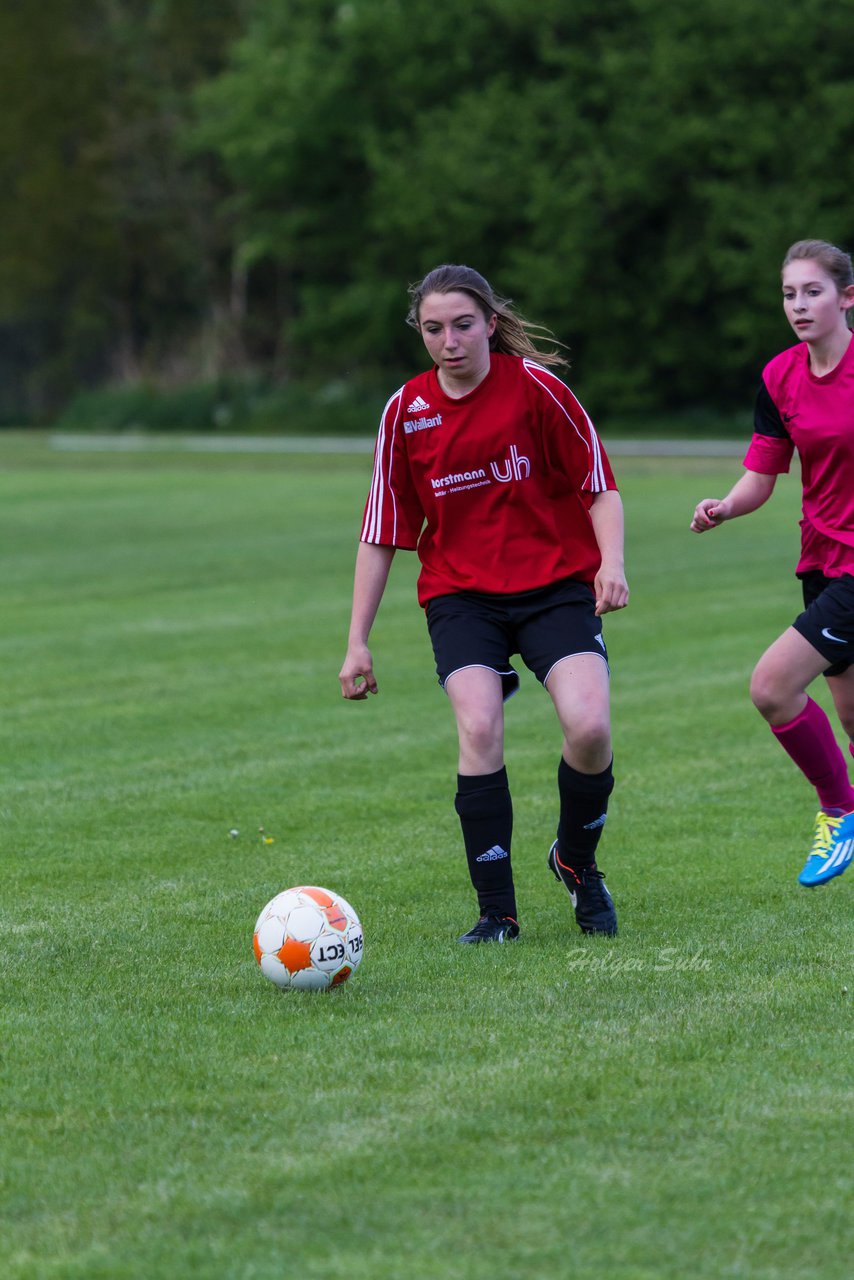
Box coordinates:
[690,498,727,532]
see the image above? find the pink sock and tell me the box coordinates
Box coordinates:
[771,698,854,812]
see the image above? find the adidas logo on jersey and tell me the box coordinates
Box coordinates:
[407,395,430,413]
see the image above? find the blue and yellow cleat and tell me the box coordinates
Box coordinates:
[798,810,854,887]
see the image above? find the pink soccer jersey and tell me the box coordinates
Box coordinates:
[360,353,617,606]
[745,336,854,577]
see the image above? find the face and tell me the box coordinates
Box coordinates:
[418,291,497,390]
[782,259,854,344]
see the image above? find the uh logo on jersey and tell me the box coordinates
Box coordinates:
[430,444,531,493]
[489,444,530,483]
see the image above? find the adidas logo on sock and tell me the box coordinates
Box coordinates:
[476,845,509,862]
[407,395,430,413]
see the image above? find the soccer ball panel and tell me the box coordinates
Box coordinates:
[259,954,292,988]
[277,936,312,973]
[346,923,365,967]
[256,916,286,953]
[290,967,331,992]
[310,933,348,974]
[298,886,335,908]
[322,904,348,932]
[285,905,325,943]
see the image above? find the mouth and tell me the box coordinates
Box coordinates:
[794,319,812,329]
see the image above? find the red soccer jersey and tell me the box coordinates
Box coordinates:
[744,335,854,577]
[360,353,617,606]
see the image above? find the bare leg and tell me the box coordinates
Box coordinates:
[751,628,854,811]
[445,666,505,775]
[545,653,612,771]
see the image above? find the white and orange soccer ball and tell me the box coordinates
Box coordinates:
[252,886,364,991]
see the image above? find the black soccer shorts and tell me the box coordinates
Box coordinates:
[425,578,609,701]
[794,570,854,677]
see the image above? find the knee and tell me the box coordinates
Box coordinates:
[564,711,612,772]
[749,667,775,719]
[457,708,502,760]
[749,664,787,721]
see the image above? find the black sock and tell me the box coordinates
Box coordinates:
[454,767,516,918]
[556,757,614,876]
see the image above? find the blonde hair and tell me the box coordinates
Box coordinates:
[406,264,569,368]
[783,239,854,329]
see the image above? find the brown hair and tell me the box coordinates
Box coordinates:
[783,239,854,329]
[406,264,569,368]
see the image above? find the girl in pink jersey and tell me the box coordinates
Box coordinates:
[339,265,629,942]
[692,239,854,886]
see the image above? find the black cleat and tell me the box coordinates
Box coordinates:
[458,910,520,944]
[548,840,617,936]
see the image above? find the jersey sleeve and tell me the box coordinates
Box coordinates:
[360,388,424,549]
[743,379,795,474]
[523,361,617,493]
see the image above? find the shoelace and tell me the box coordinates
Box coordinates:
[471,912,512,936]
[578,868,612,907]
[810,811,843,860]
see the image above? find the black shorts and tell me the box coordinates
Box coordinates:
[794,570,854,677]
[425,579,608,701]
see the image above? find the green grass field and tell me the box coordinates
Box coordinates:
[1,431,851,1279]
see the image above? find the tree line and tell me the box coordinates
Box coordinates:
[2,0,853,425]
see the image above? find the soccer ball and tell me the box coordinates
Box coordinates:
[252,886,364,991]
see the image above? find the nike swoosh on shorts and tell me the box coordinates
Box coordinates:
[821,627,846,643]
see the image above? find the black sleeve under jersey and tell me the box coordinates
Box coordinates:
[753,379,791,440]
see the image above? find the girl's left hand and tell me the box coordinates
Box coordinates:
[594,564,629,616]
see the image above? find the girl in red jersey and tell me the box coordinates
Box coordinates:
[339,265,629,941]
[692,239,854,887]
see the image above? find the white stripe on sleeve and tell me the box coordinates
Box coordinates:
[522,360,608,491]
[362,388,404,542]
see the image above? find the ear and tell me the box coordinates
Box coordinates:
[842,285,854,315]
[487,313,498,337]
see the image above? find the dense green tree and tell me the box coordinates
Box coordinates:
[196,0,854,413]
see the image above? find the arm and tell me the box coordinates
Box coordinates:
[338,542,396,699]
[588,489,629,616]
[690,469,777,533]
